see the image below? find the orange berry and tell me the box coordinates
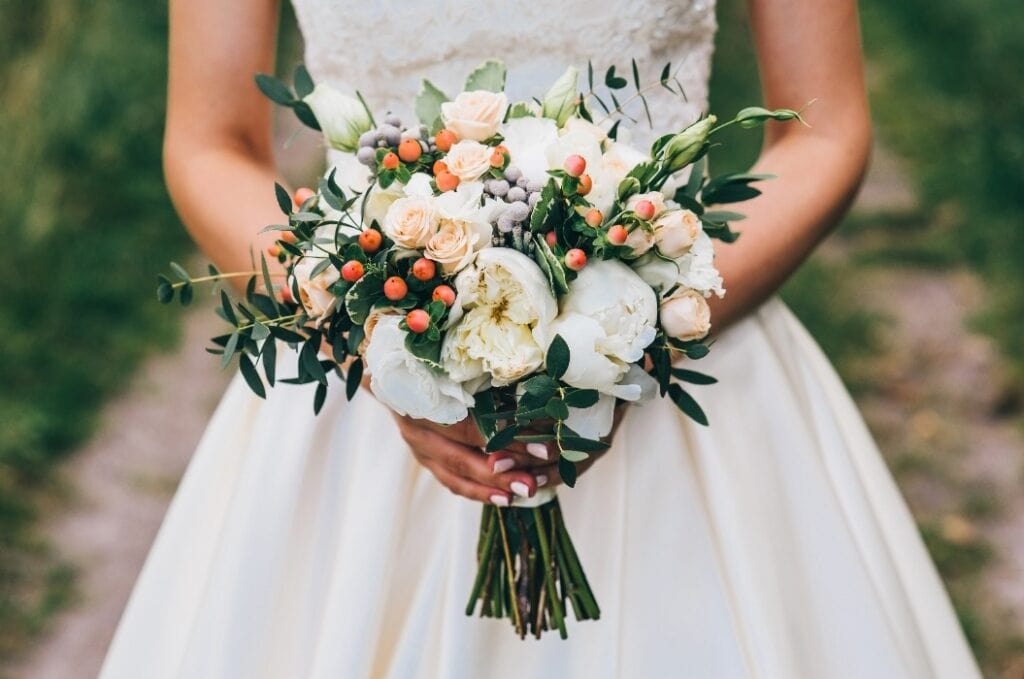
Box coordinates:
[341,260,364,282]
[563,154,586,177]
[633,199,656,221]
[278,230,298,244]
[545,231,558,248]
[266,244,282,257]
[358,229,383,253]
[436,171,460,192]
[432,284,456,306]
[293,187,315,207]
[577,174,593,196]
[411,257,436,281]
[432,160,449,176]
[381,152,400,170]
[564,248,587,271]
[406,309,431,334]
[494,144,509,156]
[489,151,506,168]
[607,224,628,245]
[584,208,603,227]
[398,139,422,163]
[435,128,457,152]
[383,276,408,301]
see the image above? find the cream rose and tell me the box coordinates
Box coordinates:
[291,255,340,321]
[587,141,649,214]
[444,140,493,183]
[441,90,509,142]
[623,224,655,258]
[423,183,493,274]
[424,221,479,274]
[653,209,701,258]
[382,195,439,249]
[660,289,711,341]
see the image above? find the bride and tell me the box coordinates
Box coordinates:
[101,1,981,677]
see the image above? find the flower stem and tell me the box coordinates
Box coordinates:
[494,508,524,637]
[533,506,567,639]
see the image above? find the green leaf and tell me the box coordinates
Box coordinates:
[700,172,774,205]
[523,374,559,398]
[156,276,173,304]
[260,254,281,316]
[734,106,804,129]
[274,182,292,215]
[670,368,718,385]
[667,383,708,425]
[251,321,271,342]
[507,101,534,119]
[221,333,239,369]
[471,391,498,439]
[685,343,710,359]
[313,382,328,414]
[268,325,306,344]
[169,261,190,282]
[344,271,384,325]
[486,424,520,453]
[346,358,363,400]
[415,79,448,134]
[534,235,569,296]
[604,65,627,90]
[514,434,556,443]
[254,73,294,106]
[545,398,569,420]
[558,457,578,488]
[546,334,570,380]
[559,435,609,452]
[464,59,507,93]
[238,353,267,398]
[300,339,328,385]
[293,64,314,98]
[179,282,193,306]
[560,449,590,463]
[262,338,277,386]
[564,389,600,408]
[703,210,747,224]
[220,290,238,326]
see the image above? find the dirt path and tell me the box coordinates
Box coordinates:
[4,307,231,679]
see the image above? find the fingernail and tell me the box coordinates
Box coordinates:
[510,481,531,498]
[526,443,548,459]
[490,494,509,507]
[535,474,548,487]
[492,457,515,474]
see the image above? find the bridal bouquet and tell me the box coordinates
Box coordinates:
[158,59,799,638]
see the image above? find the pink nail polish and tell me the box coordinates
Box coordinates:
[490,494,509,507]
[510,481,531,498]
[535,474,548,487]
[526,443,548,459]
[492,457,515,474]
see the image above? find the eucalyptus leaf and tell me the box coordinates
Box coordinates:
[238,353,267,399]
[346,359,363,400]
[254,73,294,106]
[560,449,590,463]
[486,425,520,453]
[546,335,570,380]
[464,59,507,93]
[667,383,708,425]
[415,79,448,134]
[670,368,718,385]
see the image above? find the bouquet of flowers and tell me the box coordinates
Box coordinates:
[157,59,799,639]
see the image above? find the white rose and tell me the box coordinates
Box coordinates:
[623,225,655,258]
[632,232,724,299]
[424,183,494,274]
[441,90,509,142]
[498,116,560,183]
[561,117,608,145]
[653,209,701,258]
[444,140,493,183]
[660,289,712,341]
[303,83,372,153]
[442,248,557,387]
[364,316,474,424]
[291,255,340,321]
[587,141,649,214]
[539,260,657,397]
[626,191,669,218]
[382,195,439,249]
[544,128,603,178]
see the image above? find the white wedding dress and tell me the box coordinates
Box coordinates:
[101,1,981,677]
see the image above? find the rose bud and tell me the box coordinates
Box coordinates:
[383,276,408,301]
[564,248,587,271]
[432,284,456,306]
[660,289,711,341]
[563,154,587,177]
[341,260,365,282]
[358,228,382,253]
[623,225,655,258]
[653,209,701,258]
[406,308,430,334]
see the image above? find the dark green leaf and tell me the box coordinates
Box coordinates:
[558,457,578,488]
[254,73,294,106]
[563,389,600,408]
[346,358,363,400]
[514,434,556,443]
[293,64,314,98]
[156,277,173,304]
[301,339,328,385]
[262,338,277,386]
[220,290,238,326]
[179,282,193,306]
[670,368,718,385]
[486,425,520,453]
[238,353,267,398]
[559,435,609,452]
[313,382,328,414]
[545,398,569,420]
[523,374,559,398]
[274,182,292,215]
[546,334,570,380]
[604,65,627,89]
[667,383,708,425]
[686,343,710,359]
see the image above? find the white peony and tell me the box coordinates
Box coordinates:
[364,316,474,424]
[442,248,557,388]
[545,128,603,179]
[291,255,340,321]
[632,231,725,298]
[653,209,701,258]
[660,289,712,341]
[564,365,658,439]
[424,182,494,274]
[303,83,372,153]
[441,90,508,142]
[444,140,494,183]
[539,260,658,399]
[497,116,560,183]
[382,195,439,249]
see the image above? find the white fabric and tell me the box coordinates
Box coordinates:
[101,2,981,676]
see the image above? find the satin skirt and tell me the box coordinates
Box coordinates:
[100,298,980,678]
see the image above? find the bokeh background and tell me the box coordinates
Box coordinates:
[1,1,1022,677]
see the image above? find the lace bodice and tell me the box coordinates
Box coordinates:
[290,0,717,145]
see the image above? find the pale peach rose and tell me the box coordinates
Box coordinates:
[444,140,493,183]
[292,256,340,321]
[660,289,711,341]
[623,224,655,259]
[425,220,482,274]
[440,90,509,141]
[382,195,439,249]
[653,209,701,258]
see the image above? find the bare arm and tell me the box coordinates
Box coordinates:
[710,0,872,330]
[164,0,286,278]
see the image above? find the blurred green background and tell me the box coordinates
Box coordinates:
[0,0,1021,675]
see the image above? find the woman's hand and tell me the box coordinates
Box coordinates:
[392,405,626,506]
